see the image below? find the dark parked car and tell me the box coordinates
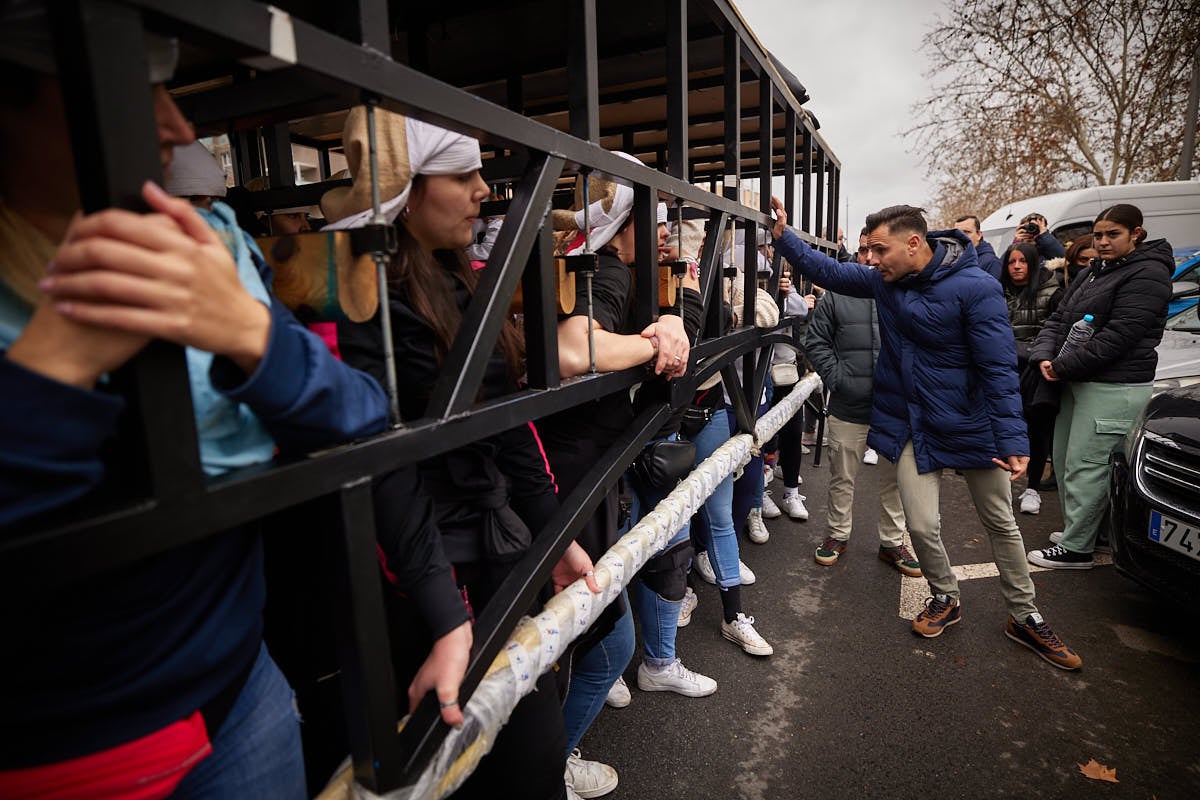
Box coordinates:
[1109,384,1200,607]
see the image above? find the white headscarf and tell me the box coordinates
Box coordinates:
[324,118,482,231]
[565,151,642,255]
[165,142,228,198]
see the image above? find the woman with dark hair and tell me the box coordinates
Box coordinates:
[1027,204,1173,570]
[999,241,1063,515]
[332,109,600,800]
[1063,234,1099,287]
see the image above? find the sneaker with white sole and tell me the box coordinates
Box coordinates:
[763,464,775,485]
[1028,543,1093,570]
[780,492,809,521]
[678,586,698,627]
[1018,488,1041,515]
[747,508,770,544]
[565,750,618,799]
[693,550,755,584]
[637,658,717,697]
[862,448,878,465]
[761,492,782,519]
[1050,530,1111,554]
[605,675,630,708]
[693,550,717,584]
[721,613,773,656]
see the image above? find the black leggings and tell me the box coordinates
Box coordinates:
[1025,405,1056,490]
[769,381,806,489]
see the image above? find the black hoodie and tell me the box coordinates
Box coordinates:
[1030,238,1174,384]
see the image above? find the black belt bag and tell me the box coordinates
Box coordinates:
[632,439,697,491]
[679,405,715,439]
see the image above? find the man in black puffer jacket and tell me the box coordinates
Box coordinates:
[805,229,916,576]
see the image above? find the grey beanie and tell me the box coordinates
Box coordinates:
[165,141,228,198]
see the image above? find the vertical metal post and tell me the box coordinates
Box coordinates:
[347,0,391,52]
[318,146,332,180]
[666,0,688,181]
[828,164,840,249]
[366,102,401,424]
[801,129,812,234]
[333,479,404,793]
[723,27,741,201]
[815,148,826,241]
[48,0,203,502]
[232,128,262,186]
[568,0,600,143]
[634,184,658,331]
[759,73,773,216]
[262,122,296,188]
[783,109,797,230]
[523,215,560,390]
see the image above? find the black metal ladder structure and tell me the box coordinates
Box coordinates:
[2,0,841,793]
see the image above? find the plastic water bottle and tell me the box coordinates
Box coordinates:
[1057,314,1096,358]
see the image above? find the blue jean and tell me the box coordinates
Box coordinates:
[690,412,741,588]
[628,465,689,668]
[561,594,634,754]
[727,406,767,530]
[173,643,306,799]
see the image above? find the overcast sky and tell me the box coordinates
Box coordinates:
[735,0,941,237]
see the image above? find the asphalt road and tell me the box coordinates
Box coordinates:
[582,454,1200,800]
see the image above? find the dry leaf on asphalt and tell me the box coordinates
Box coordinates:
[1077,758,1119,783]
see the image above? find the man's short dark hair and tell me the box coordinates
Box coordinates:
[954,214,981,231]
[859,226,869,238]
[866,205,928,239]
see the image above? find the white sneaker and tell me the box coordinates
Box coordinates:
[780,492,809,521]
[693,550,755,584]
[636,658,717,697]
[565,750,618,799]
[747,508,770,544]
[761,492,782,519]
[605,675,630,708]
[763,463,775,485]
[678,586,698,627]
[721,613,773,656]
[1019,488,1041,515]
[863,448,878,465]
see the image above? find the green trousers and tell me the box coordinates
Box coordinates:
[1053,381,1151,554]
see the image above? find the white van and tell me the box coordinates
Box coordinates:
[980,181,1200,261]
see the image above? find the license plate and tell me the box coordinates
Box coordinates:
[1148,511,1200,563]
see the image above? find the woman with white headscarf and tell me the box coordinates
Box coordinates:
[331,109,599,800]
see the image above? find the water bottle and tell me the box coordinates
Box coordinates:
[1057,314,1096,359]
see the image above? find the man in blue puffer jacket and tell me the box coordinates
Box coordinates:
[771,200,1082,672]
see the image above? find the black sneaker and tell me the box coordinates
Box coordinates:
[1027,544,1093,570]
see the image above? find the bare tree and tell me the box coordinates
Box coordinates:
[909,0,1200,224]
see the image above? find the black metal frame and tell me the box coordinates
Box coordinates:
[8,0,841,792]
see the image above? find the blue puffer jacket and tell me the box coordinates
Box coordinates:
[775,228,1027,472]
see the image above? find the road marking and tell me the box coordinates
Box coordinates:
[898,553,1114,620]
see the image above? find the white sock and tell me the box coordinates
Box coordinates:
[783,486,799,498]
